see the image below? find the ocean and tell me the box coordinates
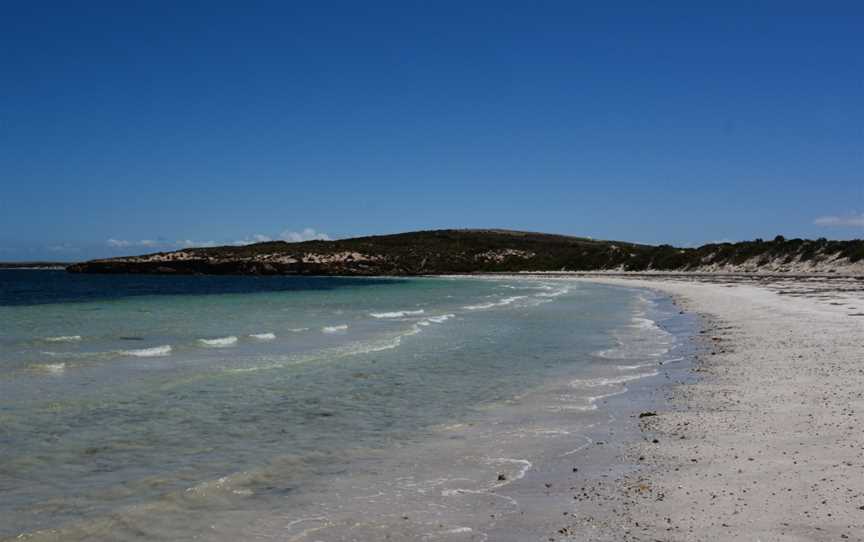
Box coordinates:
[0,270,693,541]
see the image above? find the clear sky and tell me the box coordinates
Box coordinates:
[2,1,862,261]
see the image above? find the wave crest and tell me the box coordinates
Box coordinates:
[370,309,425,319]
[43,335,82,342]
[198,336,238,347]
[120,345,172,357]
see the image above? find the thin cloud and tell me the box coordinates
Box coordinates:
[47,243,80,253]
[107,238,165,249]
[107,238,215,250]
[279,228,331,242]
[176,239,217,249]
[230,234,273,246]
[107,238,133,248]
[106,228,332,250]
[813,214,864,227]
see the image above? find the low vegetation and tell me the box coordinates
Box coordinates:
[66,230,864,275]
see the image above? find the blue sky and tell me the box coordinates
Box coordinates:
[1,1,862,261]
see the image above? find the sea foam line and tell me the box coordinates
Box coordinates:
[616,362,657,370]
[321,325,348,334]
[463,296,527,310]
[224,330,414,374]
[570,371,659,388]
[440,457,532,507]
[370,309,425,319]
[249,332,276,340]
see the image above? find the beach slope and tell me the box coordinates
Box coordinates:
[569,275,864,541]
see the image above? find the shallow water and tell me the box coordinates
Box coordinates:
[0,271,686,540]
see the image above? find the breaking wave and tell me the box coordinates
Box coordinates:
[119,345,172,357]
[43,335,82,342]
[198,336,239,348]
[370,309,425,319]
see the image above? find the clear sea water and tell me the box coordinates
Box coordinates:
[0,270,689,541]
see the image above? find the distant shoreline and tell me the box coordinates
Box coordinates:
[0,263,69,270]
[64,230,864,276]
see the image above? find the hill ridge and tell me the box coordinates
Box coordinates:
[66,229,864,275]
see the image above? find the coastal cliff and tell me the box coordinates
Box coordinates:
[66,229,864,276]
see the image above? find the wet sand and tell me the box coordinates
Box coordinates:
[562,274,864,541]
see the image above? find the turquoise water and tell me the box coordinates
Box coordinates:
[0,271,684,540]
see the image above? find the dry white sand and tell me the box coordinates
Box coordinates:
[563,275,864,541]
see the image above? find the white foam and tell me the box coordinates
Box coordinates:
[288,327,309,332]
[34,362,66,374]
[488,457,533,487]
[370,309,425,319]
[571,371,659,388]
[224,330,415,374]
[561,434,596,457]
[587,388,629,403]
[426,314,455,324]
[631,317,660,330]
[616,362,656,370]
[43,335,82,342]
[440,457,532,501]
[249,332,276,340]
[536,288,568,298]
[462,302,497,310]
[198,336,238,347]
[553,403,598,412]
[322,325,348,334]
[120,345,172,357]
[463,296,527,310]
[531,428,571,436]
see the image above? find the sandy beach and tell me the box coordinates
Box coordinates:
[560,274,864,541]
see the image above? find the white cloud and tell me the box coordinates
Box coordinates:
[231,234,274,245]
[813,214,864,228]
[230,228,330,245]
[107,238,132,248]
[279,228,331,243]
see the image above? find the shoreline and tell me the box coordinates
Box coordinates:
[7,273,862,540]
[0,277,695,541]
[556,275,864,540]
